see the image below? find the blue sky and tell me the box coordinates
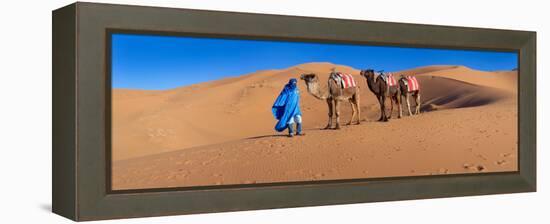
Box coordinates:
[112,33,518,90]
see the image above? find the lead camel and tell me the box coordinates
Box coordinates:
[300,72,361,129]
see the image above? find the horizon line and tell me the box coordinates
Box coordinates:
[112,62,517,91]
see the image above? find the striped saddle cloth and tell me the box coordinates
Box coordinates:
[378,72,397,87]
[405,76,420,91]
[333,73,357,89]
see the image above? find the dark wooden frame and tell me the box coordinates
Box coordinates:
[52,2,536,221]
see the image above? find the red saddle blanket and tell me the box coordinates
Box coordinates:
[406,76,420,91]
[336,73,357,89]
[383,72,397,87]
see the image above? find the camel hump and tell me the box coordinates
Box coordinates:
[382,72,397,87]
[405,76,420,91]
[331,72,357,89]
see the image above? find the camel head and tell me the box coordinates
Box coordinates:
[360,69,375,79]
[300,73,318,84]
[300,73,326,100]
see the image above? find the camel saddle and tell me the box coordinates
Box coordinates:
[404,75,420,91]
[376,71,397,87]
[330,72,357,89]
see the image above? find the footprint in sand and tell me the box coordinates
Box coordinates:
[501,153,513,158]
[476,165,486,172]
[438,168,450,174]
[167,173,186,180]
[314,173,325,178]
[476,154,488,161]
[463,163,483,172]
[284,170,298,175]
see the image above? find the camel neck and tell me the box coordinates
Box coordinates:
[366,74,380,95]
[305,82,327,100]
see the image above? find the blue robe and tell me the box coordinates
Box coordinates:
[272,80,302,132]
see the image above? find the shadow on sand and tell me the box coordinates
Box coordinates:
[245,134,287,139]
[244,127,346,140]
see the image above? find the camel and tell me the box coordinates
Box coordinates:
[360,69,402,121]
[300,72,361,130]
[398,75,421,115]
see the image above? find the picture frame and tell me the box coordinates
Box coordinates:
[52,2,536,221]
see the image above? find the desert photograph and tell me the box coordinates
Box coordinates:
[110,34,518,190]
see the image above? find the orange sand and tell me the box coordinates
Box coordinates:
[111,63,517,190]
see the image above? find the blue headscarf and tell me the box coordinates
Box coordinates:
[272,78,302,132]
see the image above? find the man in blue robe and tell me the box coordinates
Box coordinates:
[272,78,304,137]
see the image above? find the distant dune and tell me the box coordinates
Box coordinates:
[111,62,517,190]
[397,65,517,92]
[111,62,364,161]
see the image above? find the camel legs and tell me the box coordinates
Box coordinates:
[414,93,421,114]
[324,98,333,129]
[347,93,361,125]
[334,100,341,129]
[396,94,402,119]
[378,96,388,122]
[405,93,413,116]
[387,96,394,119]
[347,100,356,126]
[355,93,361,124]
[377,96,384,121]
[389,94,401,119]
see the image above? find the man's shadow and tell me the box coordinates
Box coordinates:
[244,128,319,140]
[245,134,286,139]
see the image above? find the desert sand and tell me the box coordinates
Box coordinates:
[111,63,518,190]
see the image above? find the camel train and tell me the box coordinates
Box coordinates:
[300,69,421,129]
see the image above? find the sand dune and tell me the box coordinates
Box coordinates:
[112,62,363,161]
[112,100,517,189]
[397,65,517,92]
[111,62,517,190]
[417,76,512,111]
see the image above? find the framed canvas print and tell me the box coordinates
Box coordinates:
[52,2,536,221]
